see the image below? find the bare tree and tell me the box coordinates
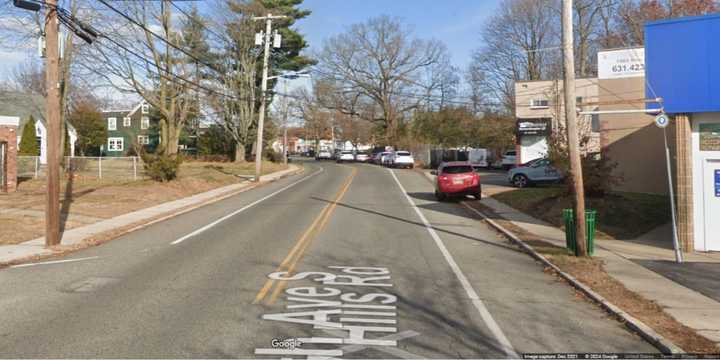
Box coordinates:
[83,0,197,156]
[467,0,559,113]
[316,16,446,144]
[207,1,263,162]
[612,0,717,46]
[293,84,331,151]
[574,0,614,77]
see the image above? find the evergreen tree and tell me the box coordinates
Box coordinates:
[19,116,40,156]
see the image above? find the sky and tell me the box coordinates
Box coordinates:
[276,0,501,99]
[0,0,502,101]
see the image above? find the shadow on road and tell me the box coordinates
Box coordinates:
[310,196,521,253]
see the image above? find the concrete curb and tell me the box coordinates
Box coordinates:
[459,201,685,355]
[0,164,305,267]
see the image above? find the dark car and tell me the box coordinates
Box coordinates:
[432,162,482,201]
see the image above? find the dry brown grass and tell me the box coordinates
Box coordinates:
[0,161,288,246]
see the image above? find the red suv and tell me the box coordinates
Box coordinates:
[432,162,481,201]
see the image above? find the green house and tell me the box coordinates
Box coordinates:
[102,101,160,157]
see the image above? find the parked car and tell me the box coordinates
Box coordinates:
[355,151,370,162]
[432,162,481,201]
[316,149,333,160]
[499,150,517,170]
[372,152,384,164]
[337,150,355,163]
[391,151,414,168]
[507,158,563,188]
[380,152,394,166]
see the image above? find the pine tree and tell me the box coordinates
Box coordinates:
[19,116,40,156]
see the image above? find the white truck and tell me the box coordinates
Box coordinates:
[467,148,489,169]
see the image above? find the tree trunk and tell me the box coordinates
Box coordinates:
[163,123,180,156]
[234,141,246,162]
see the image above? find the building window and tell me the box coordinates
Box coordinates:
[108,137,124,152]
[108,117,117,131]
[530,99,549,109]
[141,103,149,114]
[141,116,149,130]
[591,114,600,132]
[137,135,149,145]
[576,96,583,104]
[123,117,131,127]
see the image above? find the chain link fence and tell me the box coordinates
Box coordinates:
[17,156,144,180]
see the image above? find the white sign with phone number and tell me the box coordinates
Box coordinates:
[598,48,645,79]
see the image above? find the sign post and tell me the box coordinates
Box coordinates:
[655,113,683,263]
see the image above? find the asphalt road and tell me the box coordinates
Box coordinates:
[0,160,656,358]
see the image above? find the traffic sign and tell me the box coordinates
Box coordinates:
[655,113,670,128]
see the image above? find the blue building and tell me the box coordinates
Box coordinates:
[645,14,720,252]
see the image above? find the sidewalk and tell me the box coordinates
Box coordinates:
[0,164,302,265]
[423,170,720,350]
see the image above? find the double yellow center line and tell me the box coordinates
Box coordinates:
[253,167,357,306]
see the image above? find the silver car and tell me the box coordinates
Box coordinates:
[507,158,563,188]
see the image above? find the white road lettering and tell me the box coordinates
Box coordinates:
[255,266,411,358]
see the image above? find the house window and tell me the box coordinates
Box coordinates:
[141,103,149,114]
[123,117,131,127]
[108,117,117,131]
[576,96,583,104]
[108,137,124,152]
[137,135,149,145]
[141,116,149,130]
[530,99,549,109]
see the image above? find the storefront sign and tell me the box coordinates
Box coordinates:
[700,123,720,151]
[516,118,550,136]
[715,170,720,197]
[598,48,645,79]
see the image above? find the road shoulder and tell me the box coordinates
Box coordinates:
[0,164,304,267]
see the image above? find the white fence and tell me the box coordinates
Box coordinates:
[17,156,143,180]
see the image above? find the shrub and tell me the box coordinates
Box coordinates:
[19,116,40,156]
[582,155,623,197]
[140,152,183,182]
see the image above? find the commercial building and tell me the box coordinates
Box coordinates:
[596,47,670,195]
[645,14,720,252]
[514,79,601,164]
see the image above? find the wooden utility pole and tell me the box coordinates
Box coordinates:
[282,79,289,166]
[253,14,286,181]
[562,0,587,256]
[45,0,61,246]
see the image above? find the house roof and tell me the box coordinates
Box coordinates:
[0,90,46,129]
[0,90,76,133]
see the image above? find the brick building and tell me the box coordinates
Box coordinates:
[0,116,19,193]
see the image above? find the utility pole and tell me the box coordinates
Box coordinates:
[282,79,288,166]
[253,13,286,182]
[562,0,587,256]
[45,0,61,246]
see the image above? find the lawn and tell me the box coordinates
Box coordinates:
[491,186,671,240]
[0,160,289,246]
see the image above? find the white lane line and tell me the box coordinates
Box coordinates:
[388,169,519,358]
[10,256,100,268]
[171,167,324,245]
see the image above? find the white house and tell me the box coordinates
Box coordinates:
[0,91,77,164]
[17,119,78,164]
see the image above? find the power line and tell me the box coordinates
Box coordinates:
[96,0,224,76]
